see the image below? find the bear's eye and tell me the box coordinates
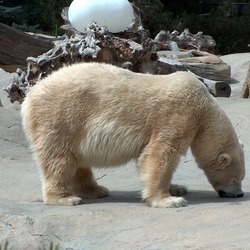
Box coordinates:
[232,180,241,186]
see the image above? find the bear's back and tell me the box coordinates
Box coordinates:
[31,62,212,106]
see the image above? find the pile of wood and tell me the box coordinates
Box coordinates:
[4,7,232,103]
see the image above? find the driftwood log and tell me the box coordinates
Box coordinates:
[4,6,231,103]
[156,50,231,82]
[241,64,250,98]
[176,51,231,82]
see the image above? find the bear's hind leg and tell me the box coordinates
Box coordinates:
[43,176,83,206]
[139,141,187,208]
[40,152,84,206]
[72,168,109,199]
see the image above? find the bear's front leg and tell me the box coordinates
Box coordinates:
[139,141,187,208]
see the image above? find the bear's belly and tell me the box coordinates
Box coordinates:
[79,116,146,167]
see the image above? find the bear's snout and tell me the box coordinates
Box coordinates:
[218,190,244,198]
[237,192,244,198]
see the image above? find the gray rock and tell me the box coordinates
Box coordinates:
[1,57,250,249]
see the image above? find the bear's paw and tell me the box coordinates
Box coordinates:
[170,184,188,196]
[45,195,83,206]
[150,196,187,208]
[80,185,109,199]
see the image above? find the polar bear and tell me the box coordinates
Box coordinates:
[21,63,245,208]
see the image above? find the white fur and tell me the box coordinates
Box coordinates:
[21,62,245,207]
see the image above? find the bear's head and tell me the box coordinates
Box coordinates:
[203,143,245,198]
[191,114,245,199]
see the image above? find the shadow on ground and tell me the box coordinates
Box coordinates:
[65,189,250,207]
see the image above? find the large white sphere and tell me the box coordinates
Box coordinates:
[68,0,135,33]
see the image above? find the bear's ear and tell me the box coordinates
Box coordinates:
[217,153,232,169]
